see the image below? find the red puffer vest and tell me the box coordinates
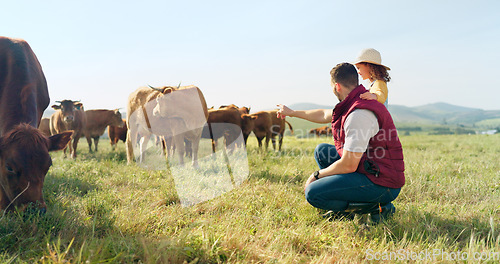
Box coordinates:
[332,85,405,188]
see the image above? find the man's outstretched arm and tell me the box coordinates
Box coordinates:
[276,104,332,124]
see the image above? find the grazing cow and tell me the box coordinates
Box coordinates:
[309,125,332,137]
[126,85,208,166]
[250,111,273,150]
[0,37,72,212]
[108,119,127,150]
[50,100,86,158]
[202,107,242,153]
[251,110,293,151]
[83,109,124,152]
[216,104,255,145]
[38,117,51,136]
[202,106,256,152]
[240,114,257,145]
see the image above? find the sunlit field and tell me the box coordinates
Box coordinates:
[1,133,499,263]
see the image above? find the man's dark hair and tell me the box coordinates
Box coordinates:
[330,63,359,90]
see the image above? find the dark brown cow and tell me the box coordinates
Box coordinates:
[108,119,127,150]
[250,111,273,150]
[83,109,124,152]
[251,110,293,151]
[216,104,254,145]
[201,106,257,152]
[0,37,72,212]
[50,100,86,158]
[309,126,332,137]
[38,117,51,136]
[202,107,241,153]
[126,85,208,166]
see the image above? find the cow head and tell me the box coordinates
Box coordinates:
[51,100,83,125]
[0,124,72,212]
[240,106,251,114]
[150,86,176,117]
[112,109,125,128]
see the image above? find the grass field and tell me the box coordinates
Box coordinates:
[1,133,500,263]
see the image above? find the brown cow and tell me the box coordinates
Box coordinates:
[202,107,241,153]
[216,104,255,145]
[83,109,124,152]
[38,117,51,136]
[251,110,293,151]
[108,119,127,150]
[0,37,72,212]
[126,85,208,167]
[50,100,87,158]
[309,125,332,137]
[250,111,273,150]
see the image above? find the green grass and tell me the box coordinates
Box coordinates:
[1,134,500,263]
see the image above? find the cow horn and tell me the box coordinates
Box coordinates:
[177,82,181,89]
[148,84,164,92]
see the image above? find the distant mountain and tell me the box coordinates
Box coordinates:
[288,102,500,128]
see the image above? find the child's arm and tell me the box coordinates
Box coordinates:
[360,80,387,104]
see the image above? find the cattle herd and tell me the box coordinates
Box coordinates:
[0,36,306,213]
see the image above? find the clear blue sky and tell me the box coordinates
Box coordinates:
[3,0,499,112]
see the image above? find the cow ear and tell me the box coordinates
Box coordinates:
[51,105,61,110]
[74,103,83,110]
[48,131,73,151]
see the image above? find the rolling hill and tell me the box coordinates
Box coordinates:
[285,102,500,132]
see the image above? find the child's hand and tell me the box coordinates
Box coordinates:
[360,92,378,100]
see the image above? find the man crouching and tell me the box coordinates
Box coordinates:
[277,62,404,223]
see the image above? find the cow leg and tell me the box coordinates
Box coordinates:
[271,136,277,151]
[211,139,216,153]
[265,132,271,151]
[243,133,249,146]
[139,135,151,163]
[160,137,167,158]
[186,129,202,168]
[278,132,284,151]
[190,138,200,168]
[126,129,134,163]
[71,136,80,159]
[173,134,185,166]
[256,137,263,150]
[86,135,93,153]
[94,136,99,152]
[185,139,192,158]
[67,137,74,158]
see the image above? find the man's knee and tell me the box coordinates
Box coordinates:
[314,143,331,156]
[305,185,346,212]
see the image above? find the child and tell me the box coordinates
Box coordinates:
[353,48,391,106]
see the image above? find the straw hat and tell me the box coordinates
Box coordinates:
[353,48,390,70]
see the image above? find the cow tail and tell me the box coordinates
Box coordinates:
[285,120,294,135]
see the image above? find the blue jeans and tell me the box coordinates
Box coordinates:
[305,143,401,212]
